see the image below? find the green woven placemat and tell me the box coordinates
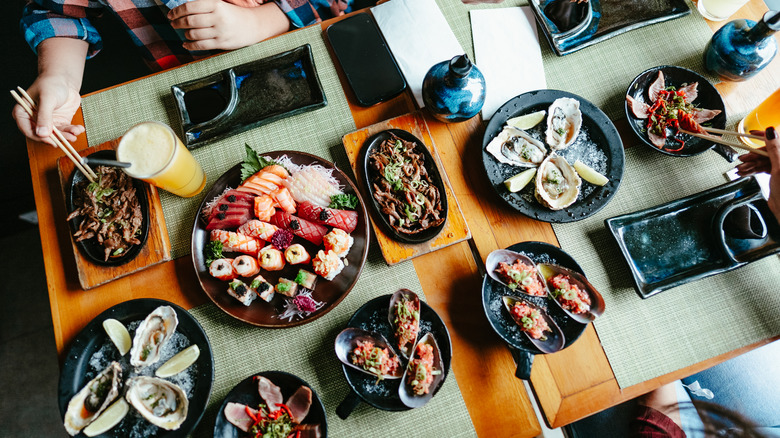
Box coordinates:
[552,126,780,388]
[438,0,716,120]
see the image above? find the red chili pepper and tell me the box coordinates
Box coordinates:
[245,406,258,423]
[276,403,295,420]
[666,138,685,152]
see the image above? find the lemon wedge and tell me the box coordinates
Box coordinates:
[504,168,537,193]
[573,160,609,186]
[156,344,200,378]
[506,110,546,130]
[83,398,129,437]
[102,319,131,356]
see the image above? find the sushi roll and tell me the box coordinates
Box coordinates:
[237,220,279,242]
[275,278,299,297]
[210,230,261,257]
[250,275,275,302]
[285,244,311,265]
[259,245,285,271]
[323,228,354,258]
[209,258,237,281]
[232,255,260,277]
[294,269,317,290]
[312,250,344,281]
[227,279,257,306]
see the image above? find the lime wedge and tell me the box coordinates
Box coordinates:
[504,168,537,193]
[102,319,131,356]
[506,110,546,130]
[155,344,200,378]
[83,398,129,437]
[573,160,609,186]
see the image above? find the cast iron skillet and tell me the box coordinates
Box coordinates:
[361,129,449,244]
[482,89,625,223]
[66,149,150,266]
[625,65,729,159]
[336,294,452,418]
[482,241,587,379]
[58,298,214,438]
[214,371,327,437]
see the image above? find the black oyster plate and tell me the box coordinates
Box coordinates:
[483,89,624,223]
[66,149,150,267]
[58,298,214,438]
[214,371,327,438]
[336,294,452,417]
[482,241,587,379]
[361,129,449,244]
[172,44,326,149]
[625,65,728,158]
[605,176,780,299]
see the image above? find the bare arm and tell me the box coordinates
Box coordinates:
[13,37,88,145]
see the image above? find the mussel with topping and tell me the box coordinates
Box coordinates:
[335,328,403,381]
[502,296,565,353]
[388,289,421,358]
[486,249,547,297]
[398,332,445,408]
[538,263,605,324]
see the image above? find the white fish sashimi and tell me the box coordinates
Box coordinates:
[283,166,343,207]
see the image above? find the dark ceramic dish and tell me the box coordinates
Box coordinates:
[58,298,214,438]
[214,371,327,438]
[482,241,587,379]
[605,176,780,299]
[336,294,452,418]
[66,150,150,267]
[482,89,624,223]
[625,65,728,158]
[172,44,327,149]
[191,151,369,328]
[361,129,449,243]
[529,0,690,56]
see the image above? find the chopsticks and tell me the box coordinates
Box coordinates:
[10,87,98,182]
[679,129,769,157]
[700,126,766,141]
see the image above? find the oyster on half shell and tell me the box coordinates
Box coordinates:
[535,154,581,210]
[546,97,582,150]
[129,305,178,368]
[125,376,188,430]
[486,126,547,168]
[64,361,122,436]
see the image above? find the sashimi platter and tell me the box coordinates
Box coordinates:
[192,147,370,327]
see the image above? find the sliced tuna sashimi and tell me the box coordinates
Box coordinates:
[237,219,279,242]
[206,209,253,231]
[257,375,284,412]
[626,95,650,119]
[210,230,261,256]
[297,201,358,233]
[692,108,722,123]
[285,386,313,423]
[648,71,665,102]
[296,424,322,438]
[224,402,257,433]
[270,211,328,246]
[203,190,255,222]
[678,82,698,103]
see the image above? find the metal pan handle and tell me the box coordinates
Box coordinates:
[336,389,362,419]
[509,347,534,380]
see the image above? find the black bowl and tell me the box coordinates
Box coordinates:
[360,129,449,244]
[66,150,150,266]
[625,65,727,157]
[214,371,327,437]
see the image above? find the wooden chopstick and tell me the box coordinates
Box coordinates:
[10,89,97,182]
[679,129,769,157]
[701,126,766,141]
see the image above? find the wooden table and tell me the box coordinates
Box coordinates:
[28,1,779,436]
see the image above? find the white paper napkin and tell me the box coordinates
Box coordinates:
[372,0,465,108]
[471,7,546,120]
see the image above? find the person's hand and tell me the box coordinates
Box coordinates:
[168,0,289,51]
[736,126,780,221]
[12,74,84,147]
[461,0,504,4]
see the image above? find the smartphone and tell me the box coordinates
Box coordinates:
[327,13,407,106]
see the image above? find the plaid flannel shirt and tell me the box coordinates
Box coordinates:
[21,0,352,71]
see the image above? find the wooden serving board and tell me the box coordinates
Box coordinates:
[57,140,172,289]
[342,111,471,265]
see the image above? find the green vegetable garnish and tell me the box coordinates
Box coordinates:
[240,144,283,182]
[329,193,359,210]
[294,271,306,284]
[277,282,290,292]
[250,279,261,289]
[204,240,224,266]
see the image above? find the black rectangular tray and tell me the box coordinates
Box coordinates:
[171,44,327,148]
[529,0,690,56]
[605,177,780,298]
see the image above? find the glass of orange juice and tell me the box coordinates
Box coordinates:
[738,87,780,148]
[116,121,207,197]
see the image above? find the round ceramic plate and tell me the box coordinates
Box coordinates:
[482,89,625,223]
[625,65,727,157]
[340,294,452,412]
[482,241,587,353]
[192,150,370,328]
[58,298,214,438]
[213,371,327,438]
[66,149,150,266]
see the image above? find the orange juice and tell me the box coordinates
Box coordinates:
[739,88,780,148]
[116,122,206,197]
